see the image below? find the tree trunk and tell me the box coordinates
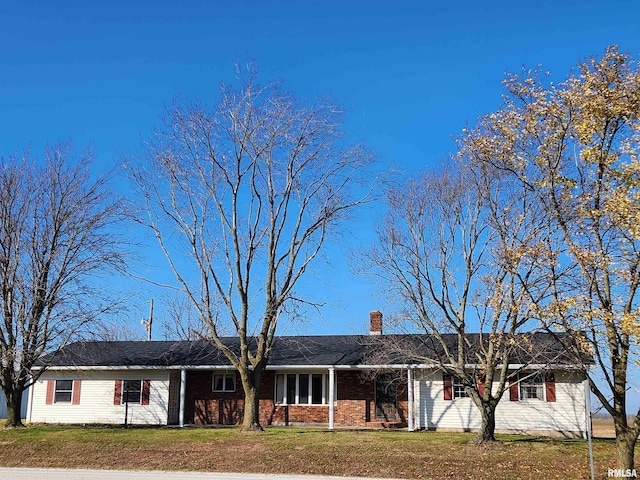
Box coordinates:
[239,370,263,432]
[611,407,639,471]
[615,429,637,472]
[4,388,24,428]
[474,401,496,444]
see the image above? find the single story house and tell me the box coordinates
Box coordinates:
[27,312,592,436]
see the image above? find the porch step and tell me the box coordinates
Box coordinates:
[365,420,406,429]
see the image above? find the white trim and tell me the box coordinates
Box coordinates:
[27,381,34,423]
[34,362,587,372]
[295,374,300,404]
[328,368,335,430]
[407,367,414,432]
[321,374,327,404]
[179,369,186,427]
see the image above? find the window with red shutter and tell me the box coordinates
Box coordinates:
[45,380,54,405]
[141,380,151,405]
[509,379,519,401]
[114,380,122,405]
[72,380,82,405]
[545,372,556,402]
[115,380,149,405]
[443,374,453,400]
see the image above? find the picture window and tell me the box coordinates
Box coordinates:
[275,373,332,405]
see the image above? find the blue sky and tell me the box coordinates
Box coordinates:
[1,0,640,353]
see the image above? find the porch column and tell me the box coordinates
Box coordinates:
[179,368,186,427]
[407,366,415,432]
[328,367,335,430]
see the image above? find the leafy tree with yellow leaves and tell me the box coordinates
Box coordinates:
[461,45,640,470]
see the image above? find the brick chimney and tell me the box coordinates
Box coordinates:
[369,310,383,335]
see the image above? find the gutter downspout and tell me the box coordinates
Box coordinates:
[407,366,414,432]
[329,367,335,430]
[179,368,186,427]
[26,378,34,424]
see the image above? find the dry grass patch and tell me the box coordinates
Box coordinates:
[0,425,634,479]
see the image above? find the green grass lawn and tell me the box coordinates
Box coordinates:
[0,425,633,479]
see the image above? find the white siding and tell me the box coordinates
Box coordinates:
[0,389,29,419]
[416,369,587,435]
[29,370,171,425]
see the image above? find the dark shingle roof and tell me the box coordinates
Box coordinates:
[40,332,591,369]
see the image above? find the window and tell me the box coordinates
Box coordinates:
[114,380,150,406]
[519,373,544,400]
[46,379,81,405]
[275,373,332,405]
[444,373,479,400]
[54,380,73,403]
[122,380,142,404]
[311,374,323,404]
[213,372,236,392]
[453,377,469,399]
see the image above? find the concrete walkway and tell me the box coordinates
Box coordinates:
[0,468,401,480]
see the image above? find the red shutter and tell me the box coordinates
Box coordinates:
[443,374,453,400]
[114,380,122,405]
[72,380,82,405]
[545,372,556,402]
[141,380,151,405]
[478,379,485,398]
[45,380,54,405]
[509,379,519,401]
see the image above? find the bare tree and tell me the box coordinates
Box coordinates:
[129,64,373,431]
[160,294,212,341]
[462,46,640,469]
[89,321,146,342]
[366,159,551,443]
[0,144,127,427]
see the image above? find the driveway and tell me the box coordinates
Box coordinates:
[0,468,400,480]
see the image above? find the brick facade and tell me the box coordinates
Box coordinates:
[184,370,409,428]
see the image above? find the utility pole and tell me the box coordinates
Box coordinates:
[142,299,154,341]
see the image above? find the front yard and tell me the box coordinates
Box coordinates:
[0,425,633,479]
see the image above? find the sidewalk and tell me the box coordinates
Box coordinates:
[0,468,401,480]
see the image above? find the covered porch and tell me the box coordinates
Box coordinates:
[171,366,417,430]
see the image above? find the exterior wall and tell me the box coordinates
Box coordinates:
[185,369,409,428]
[29,370,171,425]
[28,366,587,433]
[416,369,588,435]
[185,370,245,425]
[334,371,408,427]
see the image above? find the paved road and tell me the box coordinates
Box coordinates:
[0,468,400,480]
